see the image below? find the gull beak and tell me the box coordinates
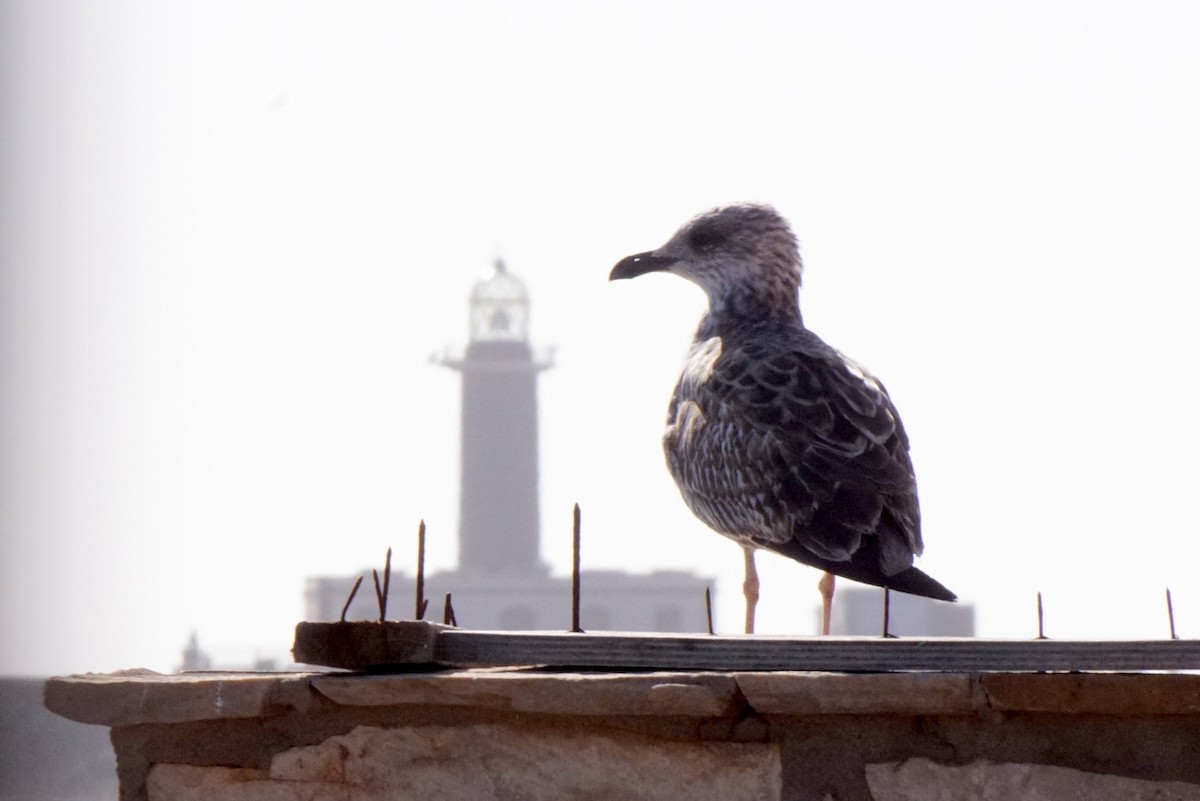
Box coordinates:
[609,251,678,281]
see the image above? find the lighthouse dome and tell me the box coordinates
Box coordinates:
[469,258,529,342]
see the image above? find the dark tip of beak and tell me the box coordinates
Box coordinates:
[609,252,677,281]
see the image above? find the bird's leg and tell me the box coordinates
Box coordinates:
[818,571,836,635]
[742,545,759,634]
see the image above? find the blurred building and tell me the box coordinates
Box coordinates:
[177,632,213,671]
[174,631,282,672]
[307,259,713,632]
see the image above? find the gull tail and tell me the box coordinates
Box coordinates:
[768,538,957,602]
[873,565,957,602]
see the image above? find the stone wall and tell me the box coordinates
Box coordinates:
[44,669,1200,801]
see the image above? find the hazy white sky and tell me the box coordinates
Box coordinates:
[3,1,1199,675]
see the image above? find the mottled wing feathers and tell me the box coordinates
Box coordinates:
[664,329,924,580]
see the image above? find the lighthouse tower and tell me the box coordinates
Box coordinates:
[439,259,552,576]
[306,257,712,634]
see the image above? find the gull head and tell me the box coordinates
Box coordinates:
[609,204,802,309]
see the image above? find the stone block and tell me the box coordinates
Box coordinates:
[311,670,740,717]
[980,673,1200,714]
[268,739,346,784]
[148,723,781,801]
[44,671,318,726]
[148,764,353,801]
[867,758,1200,801]
[735,671,972,715]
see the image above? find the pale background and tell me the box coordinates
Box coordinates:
[3,1,1199,675]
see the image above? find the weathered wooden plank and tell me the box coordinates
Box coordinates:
[294,621,438,669]
[292,621,1200,673]
[434,630,1200,673]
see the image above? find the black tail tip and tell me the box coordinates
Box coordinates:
[887,567,957,603]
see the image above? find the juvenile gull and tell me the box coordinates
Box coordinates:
[609,204,955,634]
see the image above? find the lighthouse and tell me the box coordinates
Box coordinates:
[306,257,711,633]
[438,259,552,576]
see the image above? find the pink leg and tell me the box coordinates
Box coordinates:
[742,546,759,634]
[818,572,836,635]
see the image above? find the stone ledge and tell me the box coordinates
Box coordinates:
[44,669,1200,728]
[736,671,972,716]
[310,670,741,717]
[43,670,321,727]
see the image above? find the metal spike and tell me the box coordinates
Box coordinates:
[415,520,427,621]
[570,504,583,633]
[1167,587,1179,640]
[1036,591,1047,640]
[882,587,895,638]
[340,575,363,623]
[380,547,392,621]
[372,570,384,623]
